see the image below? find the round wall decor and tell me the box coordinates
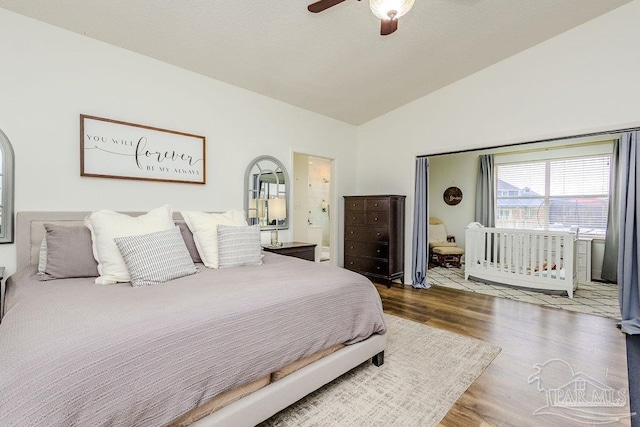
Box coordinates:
[443,186,463,206]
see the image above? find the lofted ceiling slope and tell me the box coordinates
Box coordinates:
[0,0,632,124]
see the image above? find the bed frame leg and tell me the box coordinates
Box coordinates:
[372,351,384,367]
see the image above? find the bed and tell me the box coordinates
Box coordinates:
[0,211,387,426]
[465,224,578,298]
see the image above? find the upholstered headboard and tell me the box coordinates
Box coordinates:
[15,211,188,270]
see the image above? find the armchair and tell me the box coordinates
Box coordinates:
[429,217,464,268]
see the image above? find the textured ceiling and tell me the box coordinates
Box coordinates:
[0,0,631,124]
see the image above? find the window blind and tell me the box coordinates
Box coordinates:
[496,155,611,235]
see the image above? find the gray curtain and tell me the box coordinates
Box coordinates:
[602,140,620,283]
[475,154,495,227]
[618,131,640,335]
[412,157,430,289]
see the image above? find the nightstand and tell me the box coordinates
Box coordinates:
[262,242,317,262]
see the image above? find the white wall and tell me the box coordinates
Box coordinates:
[357,0,640,283]
[0,9,358,275]
[428,151,479,248]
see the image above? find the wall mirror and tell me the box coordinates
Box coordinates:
[244,155,289,231]
[0,129,14,244]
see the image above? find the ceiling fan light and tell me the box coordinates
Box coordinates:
[369,0,415,20]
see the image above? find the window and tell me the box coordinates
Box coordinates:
[0,130,15,243]
[495,155,611,236]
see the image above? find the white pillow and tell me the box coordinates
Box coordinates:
[181,210,247,268]
[84,205,175,284]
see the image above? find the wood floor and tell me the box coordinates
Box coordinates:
[374,282,630,427]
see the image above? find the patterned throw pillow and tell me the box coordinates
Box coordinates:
[217,224,263,268]
[181,210,248,268]
[114,226,197,287]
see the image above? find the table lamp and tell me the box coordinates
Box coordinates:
[268,198,286,247]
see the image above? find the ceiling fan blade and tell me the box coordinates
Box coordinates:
[308,0,347,13]
[380,18,398,36]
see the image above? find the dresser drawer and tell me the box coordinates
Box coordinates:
[345,241,389,259]
[366,212,389,226]
[345,212,365,225]
[345,199,365,211]
[345,226,389,242]
[365,198,389,211]
[345,256,388,275]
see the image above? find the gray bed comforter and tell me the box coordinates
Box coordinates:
[0,253,386,426]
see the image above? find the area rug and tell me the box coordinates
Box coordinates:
[260,314,501,427]
[429,266,621,320]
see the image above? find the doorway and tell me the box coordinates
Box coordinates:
[293,153,333,262]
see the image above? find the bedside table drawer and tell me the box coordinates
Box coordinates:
[262,242,316,261]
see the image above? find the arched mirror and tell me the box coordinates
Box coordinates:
[244,155,289,231]
[0,129,14,244]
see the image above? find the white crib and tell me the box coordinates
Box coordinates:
[465,225,578,298]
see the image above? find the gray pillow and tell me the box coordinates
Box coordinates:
[177,222,202,263]
[217,224,262,268]
[114,226,197,287]
[38,224,99,280]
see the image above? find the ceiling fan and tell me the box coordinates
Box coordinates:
[308,0,415,36]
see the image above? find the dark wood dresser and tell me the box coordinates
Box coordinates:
[344,195,406,287]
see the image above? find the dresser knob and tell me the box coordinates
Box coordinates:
[350,246,354,249]
[350,231,354,234]
[374,217,378,221]
[374,203,378,207]
[350,261,354,265]
[377,233,381,236]
[353,217,356,220]
[377,250,381,253]
[376,266,381,270]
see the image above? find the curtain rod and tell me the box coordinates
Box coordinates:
[494,138,615,157]
[417,126,640,159]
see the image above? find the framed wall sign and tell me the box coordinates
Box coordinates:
[80,115,206,184]
[443,186,463,206]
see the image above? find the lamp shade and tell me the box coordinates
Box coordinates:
[268,198,286,221]
[369,0,415,19]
